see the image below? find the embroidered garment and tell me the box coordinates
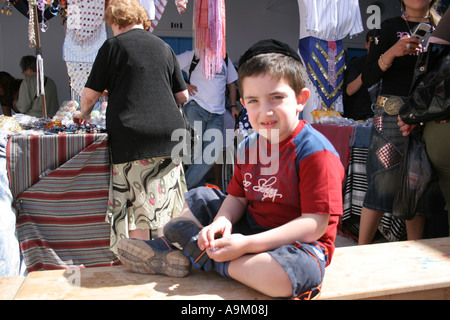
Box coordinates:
[63,0,107,101]
[299,37,345,111]
[297,0,362,114]
[297,0,363,41]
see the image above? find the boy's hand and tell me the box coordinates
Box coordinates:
[206,234,248,262]
[197,216,232,250]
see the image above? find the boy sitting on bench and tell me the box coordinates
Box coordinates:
[117,39,344,300]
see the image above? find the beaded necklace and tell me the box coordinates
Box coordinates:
[401,12,432,38]
[401,12,430,22]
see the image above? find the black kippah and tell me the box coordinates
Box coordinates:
[238,39,302,67]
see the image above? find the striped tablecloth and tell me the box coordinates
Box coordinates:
[7,134,119,272]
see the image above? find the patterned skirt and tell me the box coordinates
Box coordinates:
[106,157,187,254]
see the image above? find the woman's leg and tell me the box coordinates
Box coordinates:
[358,207,383,245]
[405,215,425,240]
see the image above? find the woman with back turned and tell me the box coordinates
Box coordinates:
[358,0,443,244]
[73,0,189,253]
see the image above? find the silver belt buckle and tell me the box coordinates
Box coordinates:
[384,96,403,115]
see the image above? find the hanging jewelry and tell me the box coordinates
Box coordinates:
[28,0,36,48]
[1,0,14,15]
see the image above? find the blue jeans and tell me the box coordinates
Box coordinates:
[183,100,224,189]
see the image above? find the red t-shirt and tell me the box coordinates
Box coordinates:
[227,121,344,264]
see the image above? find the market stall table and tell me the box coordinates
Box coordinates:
[1,122,419,273]
[6,133,119,272]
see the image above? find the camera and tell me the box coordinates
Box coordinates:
[411,22,432,42]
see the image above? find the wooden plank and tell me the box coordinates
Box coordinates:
[14,266,272,300]
[12,237,450,300]
[0,276,25,300]
[320,237,450,300]
[362,287,450,300]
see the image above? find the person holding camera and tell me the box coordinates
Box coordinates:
[358,0,443,244]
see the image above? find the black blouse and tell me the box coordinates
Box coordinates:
[362,16,422,97]
[86,29,187,164]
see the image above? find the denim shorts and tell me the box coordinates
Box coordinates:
[364,106,445,216]
[184,186,328,299]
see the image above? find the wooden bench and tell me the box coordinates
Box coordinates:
[321,236,450,299]
[3,237,450,300]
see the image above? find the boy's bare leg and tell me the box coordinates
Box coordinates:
[174,202,204,227]
[129,228,150,240]
[171,202,292,297]
[228,253,292,298]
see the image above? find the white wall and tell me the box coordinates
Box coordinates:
[0,0,402,104]
[226,0,301,64]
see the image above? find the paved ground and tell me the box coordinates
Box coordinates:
[335,235,357,247]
